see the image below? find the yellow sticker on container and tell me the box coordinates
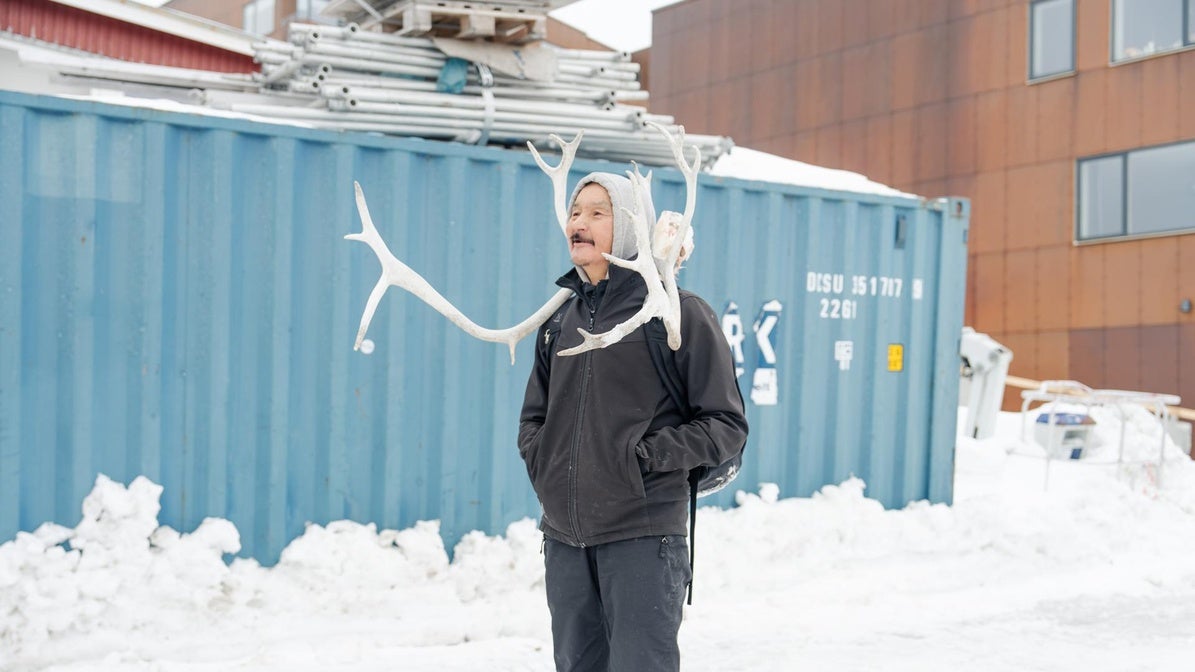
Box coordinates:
[887,344,904,372]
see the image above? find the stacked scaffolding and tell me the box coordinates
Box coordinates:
[240,22,732,168]
[1,2,733,168]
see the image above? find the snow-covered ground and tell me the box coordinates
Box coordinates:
[3,404,1194,671]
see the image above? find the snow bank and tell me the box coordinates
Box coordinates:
[3,406,1195,671]
[0,475,552,670]
[0,475,239,667]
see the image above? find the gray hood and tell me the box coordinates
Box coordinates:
[568,172,656,283]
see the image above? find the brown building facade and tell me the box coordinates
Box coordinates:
[647,0,1195,408]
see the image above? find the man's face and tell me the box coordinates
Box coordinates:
[567,183,615,282]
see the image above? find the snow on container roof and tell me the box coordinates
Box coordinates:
[709,146,916,199]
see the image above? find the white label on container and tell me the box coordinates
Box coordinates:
[835,340,853,371]
[751,368,779,406]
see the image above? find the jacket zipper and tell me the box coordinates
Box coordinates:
[566,303,598,547]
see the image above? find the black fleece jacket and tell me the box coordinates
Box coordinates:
[518,265,749,547]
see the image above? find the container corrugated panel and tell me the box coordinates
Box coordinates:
[0,90,968,563]
[1,0,256,73]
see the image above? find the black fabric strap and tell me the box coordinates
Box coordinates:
[644,317,698,604]
[687,472,697,605]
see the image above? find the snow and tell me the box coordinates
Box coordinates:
[3,406,1195,671]
[709,146,917,199]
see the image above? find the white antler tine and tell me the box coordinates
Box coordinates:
[353,277,390,351]
[345,182,573,363]
[344,181,399,350]
[527,131,584,237]
[647,122,698,171]
[557,287,669,356]
[643,122,701,350]
[345,182,375,234]
[344,182,381,245]
[601,203,654,274]
[643,123,698,263]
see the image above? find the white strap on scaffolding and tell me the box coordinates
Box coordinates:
[476,62,495,146]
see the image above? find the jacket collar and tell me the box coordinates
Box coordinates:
[555,262,647,306]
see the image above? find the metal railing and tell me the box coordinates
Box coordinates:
[1017,379,1184,488]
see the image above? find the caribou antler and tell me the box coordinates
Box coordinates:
[345,181,572,364]
[648,121,700,350]
[556,124,700,356]
[344,126,698,363]
[557,164,670,356]
[527,131,584,236]
[345,133,582,362]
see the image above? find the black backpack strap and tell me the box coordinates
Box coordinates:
[687,472,697,605]
[643,317,690,415]
[644,317,699,605]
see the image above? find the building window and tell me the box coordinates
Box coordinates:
[1077,156,1125,239]
[1190,0,1195,43]
[243,0,275,35]
[1077,141,1195,241]
[1030,0,1075,79]
[1128,144,1195,235]
[297,0,331,20]
[1111,0,1192,62]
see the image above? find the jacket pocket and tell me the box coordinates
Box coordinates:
[519,424,545,482]
[625,429,649,499]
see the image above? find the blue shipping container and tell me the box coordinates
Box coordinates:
[0,90,969,562]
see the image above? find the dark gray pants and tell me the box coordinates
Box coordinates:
[544,535,691,672]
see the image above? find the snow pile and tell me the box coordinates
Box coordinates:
[0,478,553,671]
[2,407,1194,671]
[0,476,239,657]
[450,520,545,603]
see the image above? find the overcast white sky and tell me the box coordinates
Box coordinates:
[550,0,683,52]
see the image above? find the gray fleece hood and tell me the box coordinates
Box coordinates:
[568,172,656,284]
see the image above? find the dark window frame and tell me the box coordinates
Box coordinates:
[1029,0,1077,81]
[1076,139,1195,242]
[1110,0,1195,63]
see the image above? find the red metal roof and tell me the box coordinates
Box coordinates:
[1,0,256,73]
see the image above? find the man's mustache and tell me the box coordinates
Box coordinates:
[570,234,594,244]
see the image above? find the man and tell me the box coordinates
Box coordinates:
[518,172,749,672]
